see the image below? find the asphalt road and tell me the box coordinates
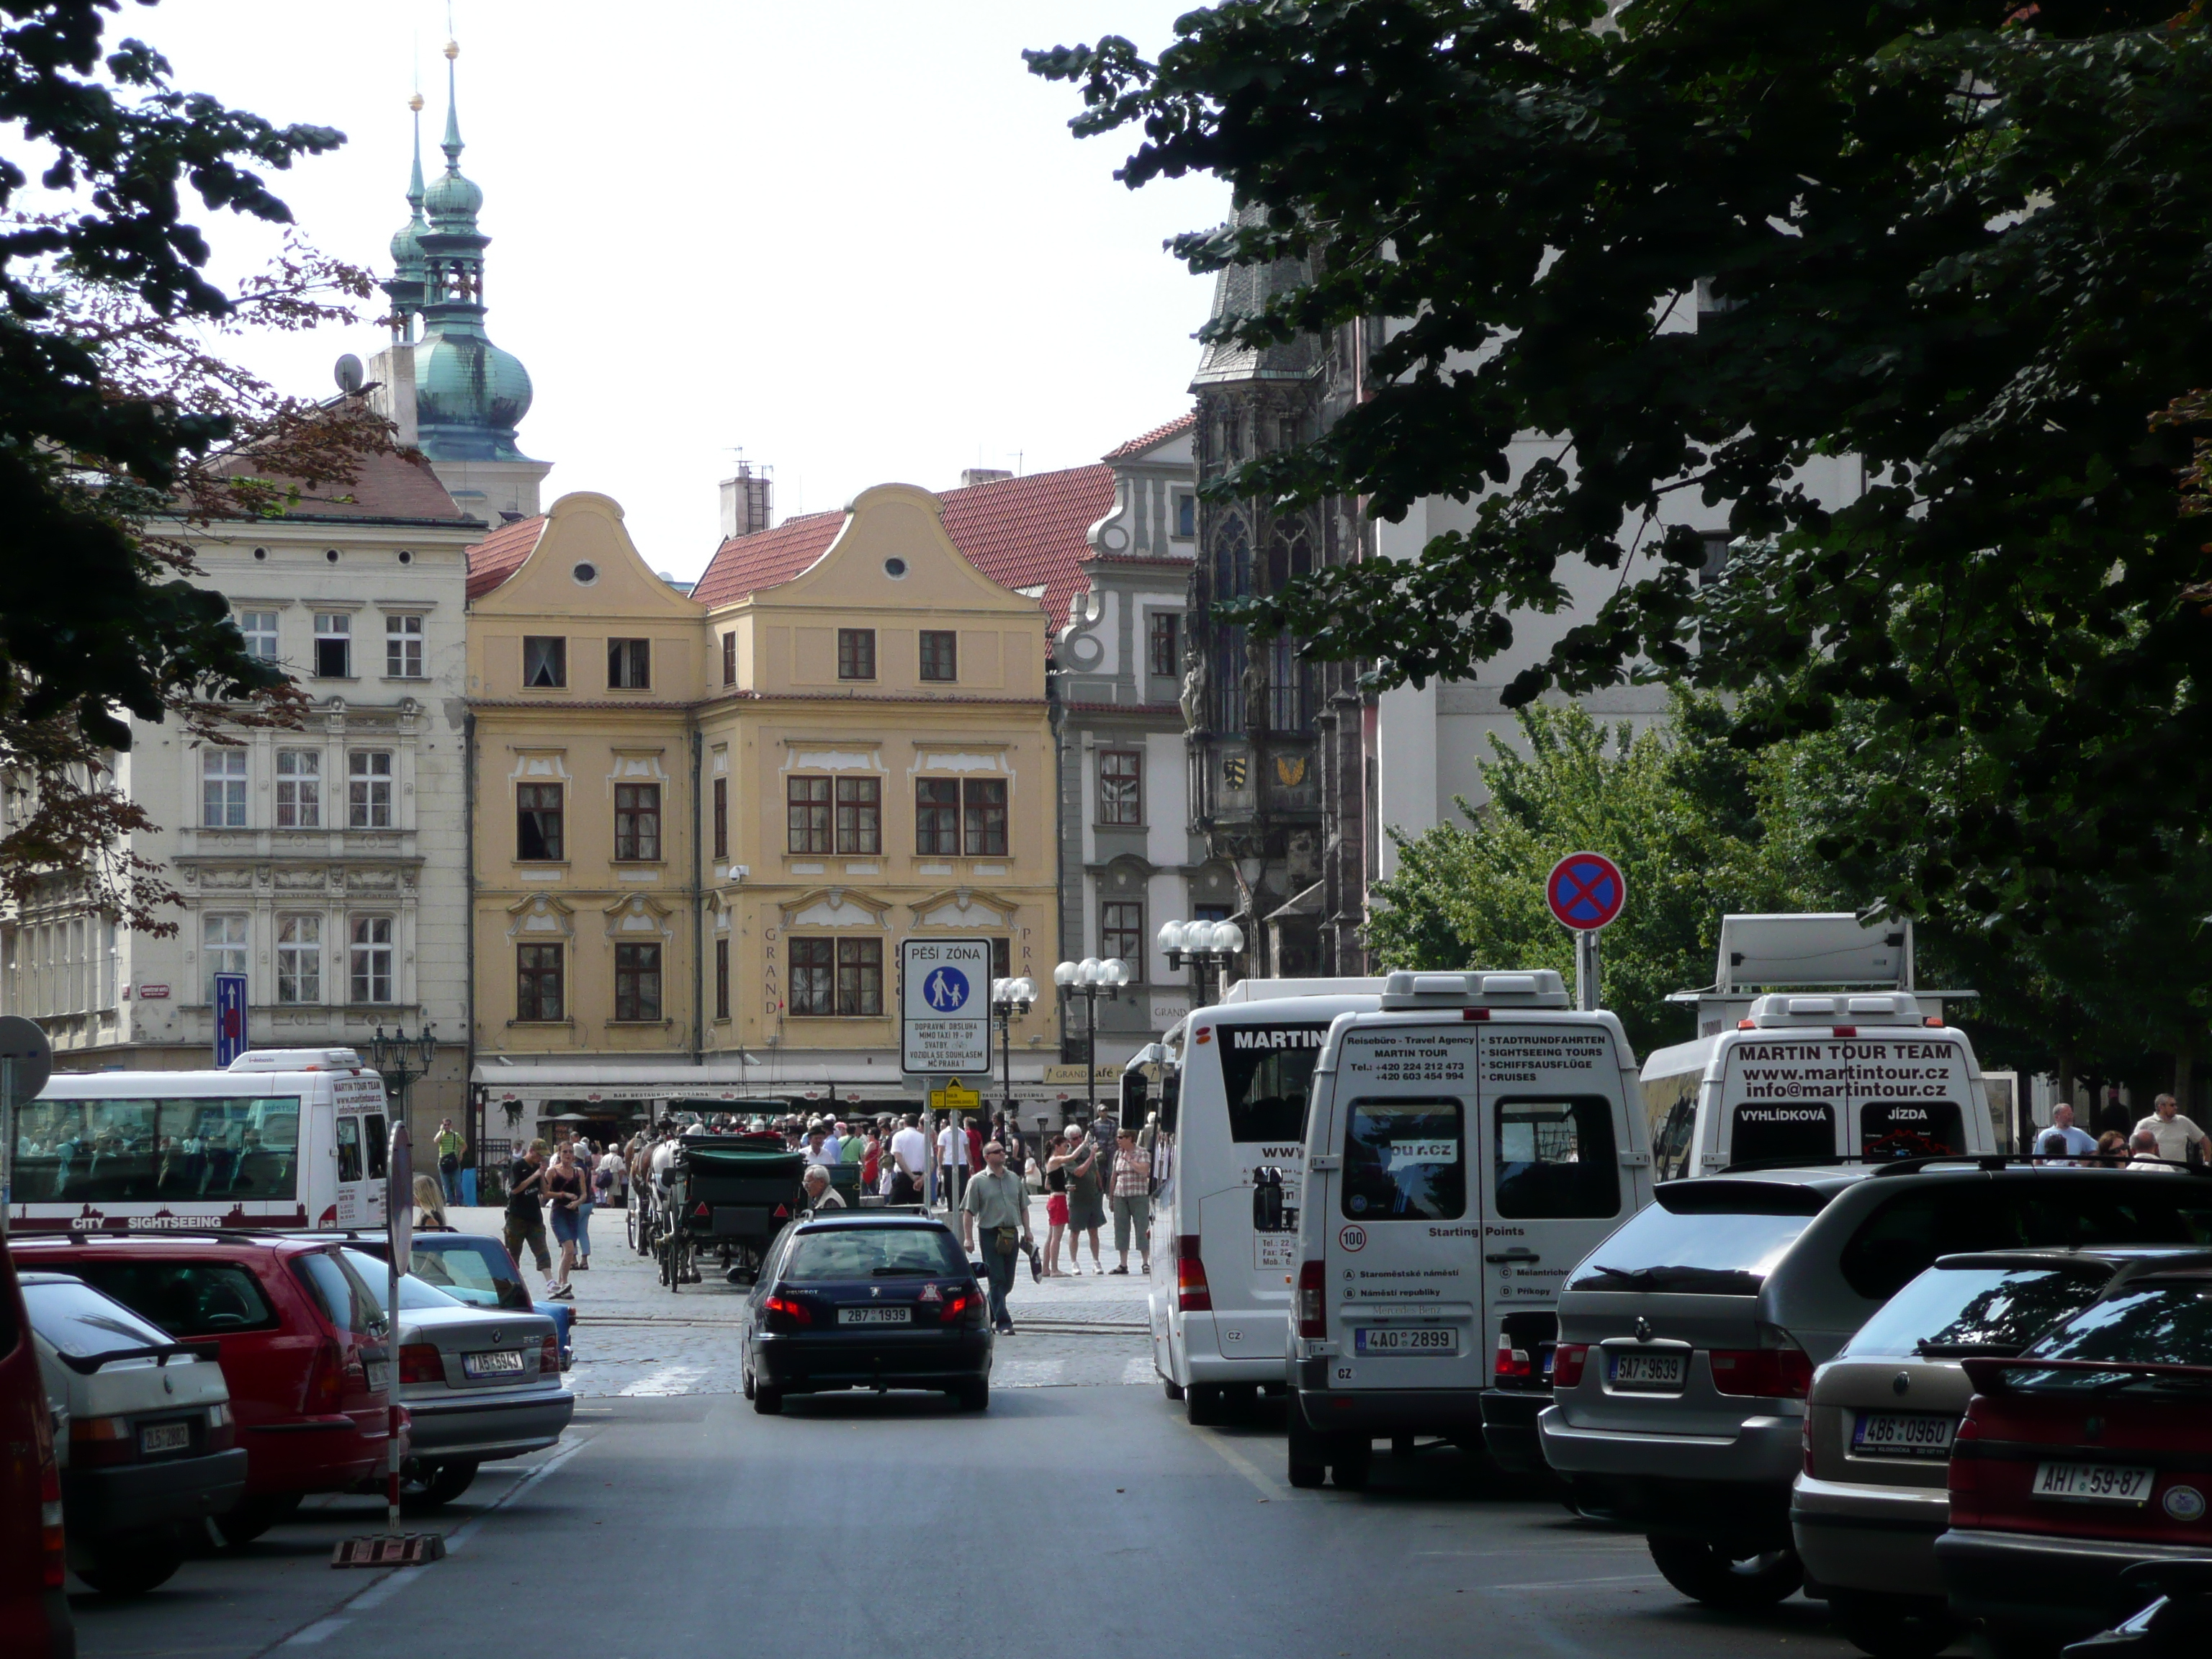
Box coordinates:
[64,1200,1891,1659]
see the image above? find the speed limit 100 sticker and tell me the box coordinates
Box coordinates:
[1338,1223,1367,1252]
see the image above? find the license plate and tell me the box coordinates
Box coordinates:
[1353,1326,1457,1355]
[138,1421,191,1456]
[1606,1350,1689,1390]
[2033,1462,2157,1505]
[1852,1411,1958,1459]
[462,1349,525,1378]
[837,1306,912,1325]
[366,1360,390,1393]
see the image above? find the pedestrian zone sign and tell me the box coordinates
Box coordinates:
[902,937,991,1076]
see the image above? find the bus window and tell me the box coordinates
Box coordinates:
[1729,1101,1836,1169]
[1861,1100,1965,1161]
[336,1115,363,1182]
[12,1094,301,1202]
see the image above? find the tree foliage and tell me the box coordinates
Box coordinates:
[0,2,385,930]
[1030,1,2212,947]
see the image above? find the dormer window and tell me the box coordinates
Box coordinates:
[608,637,651,690]
[523,636,566,688]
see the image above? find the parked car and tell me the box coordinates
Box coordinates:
[1794,1245,2212,1657]
[21,1271,246,1594]
[335,1249,570,1511]
[0,1239,73,1658]
[347,1230,573,1367]
[1539,1161,2212,1609]
[741,1213,991,1413]
[1938,1262,2212,1657]
[11,1231,395,1544]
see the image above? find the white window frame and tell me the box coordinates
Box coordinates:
[203,912,248,1002]
[347,750,394,830]
[202,749,248,828]
[313,612,352,678]
[349,914,393,1004]
[239,609,280,663]
[276,914,322,1004]
[385,613,424,678]
[275,747,321,829]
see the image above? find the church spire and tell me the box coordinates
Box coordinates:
[440,37,464,171]
[381,91,430,340]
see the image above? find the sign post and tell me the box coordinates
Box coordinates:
[213,971,248,1068]
[0,1015,54,1238]
[1545,852,1627,1012]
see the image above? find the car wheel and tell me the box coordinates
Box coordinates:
[1646,1535,1804,1608]
[1185,1384,1225,1426]
[957,1378,990,1412]
[401,1459,480,1514]
[742,1362,757,1400]
[1827,1590,1960,1659]
[1161,1376,1186,1402]
[1287,1425,1328,1489]
[753,1385,783,1415]
[212,1492,302,1547]
[1330,1439,1372,1491]
[76,1532,182,1596]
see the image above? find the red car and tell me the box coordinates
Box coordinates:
[1938,1262,2212,1658]
[0,1236,71,1658]
[12,1232,397,1544]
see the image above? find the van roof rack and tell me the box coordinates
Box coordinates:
[1378,970,1570,1010]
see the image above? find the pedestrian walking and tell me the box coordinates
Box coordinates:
[505,1139,554,1287]
[963,1115,985,1175]
[937,1113,972,1207]
[1054,1125,1106,1274]
[960,1141,1033,1334]
[433,1117,467,1204]
[2034,1102,2098,1164]
[801,1164,847,1211]
[413,1170,448,1231]
[571,1138,597,1270]
[543,1143,585,1299]
[595,1144,624,1209]
[2133,1093,2212,1167]
[822,1121,845,1165]
[889,1113,928,1205]
[1109,1127,1151,1275]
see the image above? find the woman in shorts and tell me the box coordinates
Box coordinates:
[1044,1169,1071,1277]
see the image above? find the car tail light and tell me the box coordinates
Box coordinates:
[1551,1342,1589,1388]
[1708,1344,1813,1398]
[1296,1260,1326,1339]
[341,1345,372,1398]
[35,1408,64,1591]
[1495,1331,1532,1382]
[1175,1235,1211,1313]
[940,1288,986,1328]
[763,1291,813,1331]
[207,1402,235,1452]
[539,1334,561,1375]
[399,1343,444,1385]
[68,1413,136,1467]
[305,1338,344,1411]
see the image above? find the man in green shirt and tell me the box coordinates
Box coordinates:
[959,1141,1033,1335]
[434,1119,467,1202]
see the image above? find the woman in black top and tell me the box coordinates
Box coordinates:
[541,1145,585,1299]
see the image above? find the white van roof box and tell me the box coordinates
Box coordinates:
[1379,971,1570,1010]
[1745,992,1926,1028]
[1216,976,1388,1004]
[1718,913,1910,992]
[227,1048,364,1074]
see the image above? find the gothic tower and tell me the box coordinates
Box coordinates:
[370,39,550,523]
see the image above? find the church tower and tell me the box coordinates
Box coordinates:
[370,39,550,523]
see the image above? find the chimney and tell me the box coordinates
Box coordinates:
[960,467,1013,489]
[719,462,773,539]
[367,341,418,447]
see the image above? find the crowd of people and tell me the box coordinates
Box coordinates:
[2033,1093,2212,1169]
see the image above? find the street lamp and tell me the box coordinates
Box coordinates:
[367,1022,438,1157]
[988,975,1035,1151]
[1157,920,1246,1007]
[1053,957,1129,1123]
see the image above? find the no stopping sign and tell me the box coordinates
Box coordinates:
[1547,852,1627,932]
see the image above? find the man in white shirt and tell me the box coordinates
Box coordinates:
[889,1114,929,1206]
[2133,1094,2212,1166]
[937,1115,973,1206]
[2033,1102,2099,1164]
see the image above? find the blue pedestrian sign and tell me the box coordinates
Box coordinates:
[901,938,992,1076]
[214,972,249,1066]
[922,966,971,1012]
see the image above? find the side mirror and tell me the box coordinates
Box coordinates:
[1158,1072,1180,1135]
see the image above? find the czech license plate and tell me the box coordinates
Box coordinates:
[463,1349,525,1378]
[837,1306,912,1325]
[1852,1411,1958,1459]
[1353,1326,1457,1355]
[138,1421,192,1456]
[2033,1462,2156,1505]
[1607,1349,1689,1390]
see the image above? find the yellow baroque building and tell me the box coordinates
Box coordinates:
[465,485,1064,1145]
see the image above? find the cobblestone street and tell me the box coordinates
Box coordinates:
[449,1200,1159,1398]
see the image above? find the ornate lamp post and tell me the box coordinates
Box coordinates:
[1156,920,1246,1008]
[367,1022,439,1145]
[988,975,1035,1149]
[1053,957,1130,1123]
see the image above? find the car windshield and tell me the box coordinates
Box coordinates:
[23,1276,179,1357]
[58,1258,279,1337]
[1841,1263,2112,1359]
[780,1228,967,1282]
[1568,1206,1812,1295]
[340,1249,464,1313]
[2012,1282,2212,1390]
[408,1242,530,1310]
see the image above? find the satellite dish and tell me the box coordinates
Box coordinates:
[333,354,366,395]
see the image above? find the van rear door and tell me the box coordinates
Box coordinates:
[330,1074,388,1227]
[1717,1033,1982,1172]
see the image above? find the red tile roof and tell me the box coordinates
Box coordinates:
[213,446,469,524]
[1102,411,1195,460]
[691,464,1115,633]
[465,513,545,599]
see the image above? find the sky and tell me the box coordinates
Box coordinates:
[133,0,1228,578]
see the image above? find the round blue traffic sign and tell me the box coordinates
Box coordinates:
[1547,852,1627,932]
[922,966,971,1012]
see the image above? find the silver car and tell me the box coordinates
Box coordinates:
[336,1249,572,1511]
[1537,1162,2212,1610]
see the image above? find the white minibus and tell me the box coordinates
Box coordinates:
[7,1048,392,1233]
[1143,978,1385,1423]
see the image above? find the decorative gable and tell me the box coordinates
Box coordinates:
[505,893,575,938]
[908,888,1017,929]
[780,887,889,930]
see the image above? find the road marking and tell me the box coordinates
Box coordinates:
[1198,1430,1292,1499]
[282,1619,347,1647]
[619,1362,710,1395]
[1478,1573,1663,1593]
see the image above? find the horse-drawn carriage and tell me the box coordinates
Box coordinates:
[651,1133,808,1290]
